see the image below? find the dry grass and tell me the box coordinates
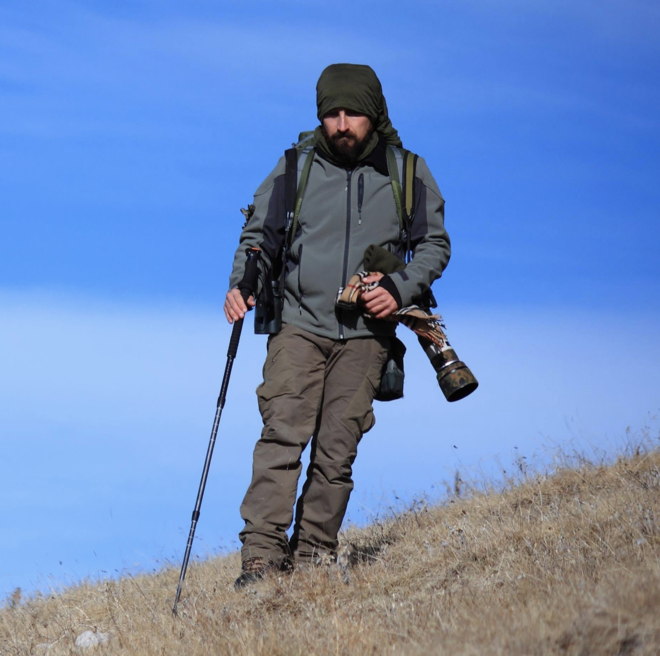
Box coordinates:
[3,445,660,655]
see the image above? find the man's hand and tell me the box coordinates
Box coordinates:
[361,273,398,319]
[224,288,256,324]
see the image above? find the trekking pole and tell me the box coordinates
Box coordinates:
[172,248,261,615]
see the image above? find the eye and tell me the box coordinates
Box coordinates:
[324,110,340,119]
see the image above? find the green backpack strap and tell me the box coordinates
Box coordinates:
[290,146,315,246]
[386,145,418,262]
[386,145,404,227]
[276,144,315,301]
[283,144,315,250]
[403,150,418,222]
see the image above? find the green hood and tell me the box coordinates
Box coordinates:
[314,63,402,162]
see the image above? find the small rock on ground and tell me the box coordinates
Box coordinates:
[75,631,111,648]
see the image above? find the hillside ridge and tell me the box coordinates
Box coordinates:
[3,446,660,655]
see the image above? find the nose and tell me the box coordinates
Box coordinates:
[337,110,348,131]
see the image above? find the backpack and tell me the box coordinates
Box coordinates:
[283,132,419,263]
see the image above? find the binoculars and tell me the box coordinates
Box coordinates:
[254,279,283,335]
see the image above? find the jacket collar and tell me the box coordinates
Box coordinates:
[315,134,390,176]
[361,135,390,176]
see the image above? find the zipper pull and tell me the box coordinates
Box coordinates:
[358,173,364,225]
[298,244,303,314]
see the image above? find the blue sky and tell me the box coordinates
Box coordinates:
[1,0,659,599]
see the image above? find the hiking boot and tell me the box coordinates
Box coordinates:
[234,557,271,590]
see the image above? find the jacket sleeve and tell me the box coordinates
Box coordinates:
[385,156,451,306]
[228,156,287,292]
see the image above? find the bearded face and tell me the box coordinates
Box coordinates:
[321,109,374,167]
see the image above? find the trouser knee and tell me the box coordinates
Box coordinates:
[314,453,355,487]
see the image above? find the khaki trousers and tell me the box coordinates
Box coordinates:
[239,323,389,566]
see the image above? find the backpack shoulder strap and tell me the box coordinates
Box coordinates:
[277,145,315,292]
[402,149,418,224]
[273,148,299,292]
[284,147,298,229]
[288,146,314,246]
[386,145,405,228]
[386,145,419,262]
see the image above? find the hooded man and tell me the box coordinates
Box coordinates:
[226,63,451,587]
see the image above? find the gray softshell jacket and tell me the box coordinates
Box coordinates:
[229,137,451,340]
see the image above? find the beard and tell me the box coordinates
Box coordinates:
[321,124,375,168]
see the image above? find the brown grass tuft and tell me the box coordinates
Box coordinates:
[3,448,660,654]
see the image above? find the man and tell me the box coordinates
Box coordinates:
[225,63,450,587]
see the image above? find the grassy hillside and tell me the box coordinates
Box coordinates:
[3,446,660,655]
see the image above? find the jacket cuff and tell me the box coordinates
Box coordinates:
[378,275,403,309]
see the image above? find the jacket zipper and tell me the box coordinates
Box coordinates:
[358,173,364,225]
[339,169,353,339]
[297,243,303,314]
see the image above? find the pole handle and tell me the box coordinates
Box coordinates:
[228,248,261,358]
[237,248,261,303]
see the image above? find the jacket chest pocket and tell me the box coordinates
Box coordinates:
[353,175,402,254]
